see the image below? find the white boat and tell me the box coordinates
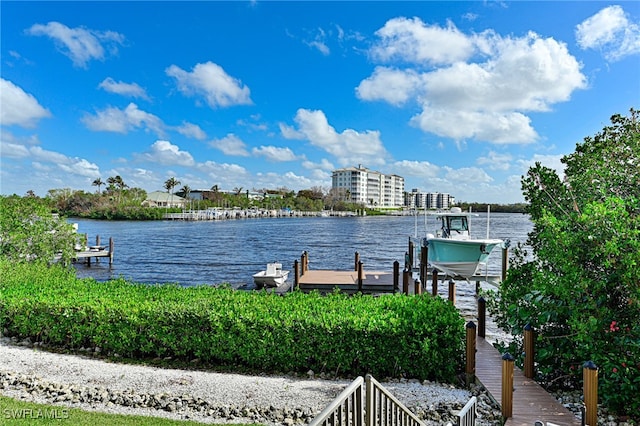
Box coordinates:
[421,207,504,279]
[253,262,290,288]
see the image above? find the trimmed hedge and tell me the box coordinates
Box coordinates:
[0,260,465,382]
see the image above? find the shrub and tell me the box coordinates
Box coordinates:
[0,260,465,382]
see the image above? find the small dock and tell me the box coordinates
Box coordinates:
[73,235,114,265]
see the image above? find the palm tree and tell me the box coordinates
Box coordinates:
[164,177,181,208]
[92,178,104,194]
[107,176,127,203]
[179,185,191,211]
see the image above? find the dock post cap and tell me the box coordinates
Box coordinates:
[583,360,598,370]
[502,352,515,361]
[524,323,532,331]
[466,321,476,329]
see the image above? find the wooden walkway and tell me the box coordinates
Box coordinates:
[475,336,582,425]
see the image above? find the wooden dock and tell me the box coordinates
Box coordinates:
[73,236,114,265]
[298,269,395,294]
[475,337,582,425]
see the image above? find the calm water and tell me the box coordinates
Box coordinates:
[72,212,532,288]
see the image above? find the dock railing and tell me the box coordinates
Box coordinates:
[309,374,477,426]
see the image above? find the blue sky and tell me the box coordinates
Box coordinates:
[1,1,639,203]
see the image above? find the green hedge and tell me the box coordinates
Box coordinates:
[0,260,465,382]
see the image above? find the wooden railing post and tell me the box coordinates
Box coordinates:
[501,353,514,419]
[414,279,421,295]
[300,253,305,276]
[304,251,309,272]
[294,259,299,289]
[357,261,363,292]
[448,279,456,305]
[478,297,486,338]
[354,251,360,272]
[393,261,399,293]
[583,361,598,426]
[466,321,476,386]
[408,239,414,269]
[432,269,439,296]
[402,269,410,295]
[524,323,534,379]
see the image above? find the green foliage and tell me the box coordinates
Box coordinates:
[0,195,78,264]
[0,260,465,382]
[486,109,640,418]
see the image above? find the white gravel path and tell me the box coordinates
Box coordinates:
[0,338,496,425]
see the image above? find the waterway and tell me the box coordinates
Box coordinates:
[72,212,532,288]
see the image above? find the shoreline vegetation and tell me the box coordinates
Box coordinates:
[11,184,528,222]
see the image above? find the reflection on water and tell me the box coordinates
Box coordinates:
[72,212,532,343]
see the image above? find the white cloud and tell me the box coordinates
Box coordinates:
[252,145,298,162]
[0,79,51,127]
[410,108,538,144]
[135,140,195,166]
[477,150,513,171]
[98,77,150,100]
[26,21,125,68]
[362,18,587,145]
[302,158,334,171]
[370,17,474,66]
[576,5,640,61]
[282,109,388,166]
[356,67,424,106]
[82,103,165,137]
[391,160,440,179]
[0,140,100,179]
[166,61,252,108]
[175,122,207,140]
[517,153,566,178]
[305,28,330,55]
[197,161,250,188]
[209,134,250,156]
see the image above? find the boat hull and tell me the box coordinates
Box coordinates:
[253,270,290,288]
[427,238,502,279]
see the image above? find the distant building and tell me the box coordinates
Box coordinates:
[405,189,455,209]
[331,165,405,207]
[143,191,187,208]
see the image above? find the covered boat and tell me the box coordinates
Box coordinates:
[423,207,503,279]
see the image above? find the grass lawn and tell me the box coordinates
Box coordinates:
[0,395,259,425]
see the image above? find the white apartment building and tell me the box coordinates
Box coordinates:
[332,165,405,207]
[406,189,455,209]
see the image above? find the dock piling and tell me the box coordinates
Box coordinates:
[478,297,486,338]
[583,361,598,426]
[524,323,535,379]
[432,270,439,296]
[466,321,476,386]
[448,279,456,304]
[501,352,515,419]
[393,261,399,293]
